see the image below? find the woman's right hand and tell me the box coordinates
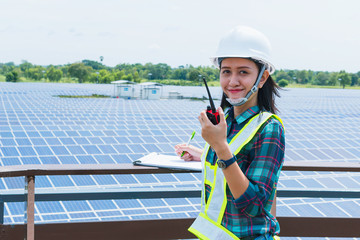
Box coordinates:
[174,144,203,162]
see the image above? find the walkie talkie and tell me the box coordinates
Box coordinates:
[202,77,220,125]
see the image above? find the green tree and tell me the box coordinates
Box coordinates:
[27,67,45,81]
[47,66,63,82]
[188,69,201,81]
[68,63,92,83]
[350,73,359,86]
[5,71,19,82]
[313,72,329,85]
[278,79,289,87]
[337,70,351,89]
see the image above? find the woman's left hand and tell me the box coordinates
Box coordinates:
[198,107,228,152]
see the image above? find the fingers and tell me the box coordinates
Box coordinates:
[218,107,226,124]
[198,110,211,126]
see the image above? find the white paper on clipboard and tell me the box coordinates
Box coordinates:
[133,152,201,171]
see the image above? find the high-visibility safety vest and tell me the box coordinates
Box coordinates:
[188,111,283,240]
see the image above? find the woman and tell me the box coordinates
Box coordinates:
[175,26,285,240]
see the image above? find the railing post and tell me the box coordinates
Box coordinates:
[24,176,35,240]
[0,197,4,224]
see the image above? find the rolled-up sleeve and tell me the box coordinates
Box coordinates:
[233,118,285,217]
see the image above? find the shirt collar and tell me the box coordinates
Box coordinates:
[227,105,261,125]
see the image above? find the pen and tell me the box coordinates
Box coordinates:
[181,131,196,157]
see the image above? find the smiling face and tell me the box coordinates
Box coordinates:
[220,57,269,115]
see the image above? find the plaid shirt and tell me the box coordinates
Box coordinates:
[205,106,285,238]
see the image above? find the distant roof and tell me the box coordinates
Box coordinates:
[111,80,136,84]
[138,82,163,86]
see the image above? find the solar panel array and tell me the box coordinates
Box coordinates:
[1,82,360,234]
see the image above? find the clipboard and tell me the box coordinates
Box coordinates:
[133,152,202,171]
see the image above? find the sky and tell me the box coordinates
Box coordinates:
[1,0,360,73]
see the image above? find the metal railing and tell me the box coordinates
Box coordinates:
[1,162,360,239]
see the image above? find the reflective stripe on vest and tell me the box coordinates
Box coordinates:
[189,112,283,239]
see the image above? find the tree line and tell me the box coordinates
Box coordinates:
[1,60,359,88]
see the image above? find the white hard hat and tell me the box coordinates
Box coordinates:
[210,26,275,74]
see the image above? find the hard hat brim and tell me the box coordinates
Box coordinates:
[210,56,275,75]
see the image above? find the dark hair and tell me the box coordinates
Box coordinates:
[220,61,281,114]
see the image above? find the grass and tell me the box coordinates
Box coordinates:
[1,74,359,89]
[286,83,360,89]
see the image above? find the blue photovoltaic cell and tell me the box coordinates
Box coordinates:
[113,174,138,184]
[76,155,97,164]
[114,137,131,144]
[140,199,166,207]
[70,212,96,219]
[155,174,178,183]
[87,137,104,144]
[7,202,27,215]
[42,214,69,221]
[0,132,14,138]
[36,176,53,188]
[50,146,70,155]
[92,175,117,185]
[21,157,41,165]
[131,214,159,220]
[139,136,157,143]
[66,146,86,154]
[66,131,80,137]
[113,145,132,153]
[97,145,117,154]
[97,211,122,217]
[30,138,46,145]
[298,178,324,189]
[70,175,96,186]
[0,179,6,189]
[53,131,66,137]
[128,136,144,144]
[39,131,54,137]
[94,155,115,164]
[156,143,175,152]
[15,138,32,146]
[40,156,60,164]
[74,137,90,144]
[49,175,75,187]
[1,147,20,157]
[101,137,117,144]
[4,177,24,189]
[59,137,76,145]
[36,201,65,213]
[163,198,190,206]
[17,146,37,156]
[128,144,146,153]
[45,138,61,145]
[13,132,27,137]
[62,201,92,212]
[134,174,159,184]
[148,207,171,214]
[142,144,161,152]
[1,139,17,146]
[58,156,79,164]
[334,201,360,216]
[34,146,53,155]
[89,200,117,210]
[291,204,324,217]
[2,157,22,166]
[312,202,348,217]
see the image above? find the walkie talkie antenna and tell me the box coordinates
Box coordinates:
[202,77,216,113]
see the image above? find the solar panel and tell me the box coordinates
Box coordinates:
[0,82,360,226]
